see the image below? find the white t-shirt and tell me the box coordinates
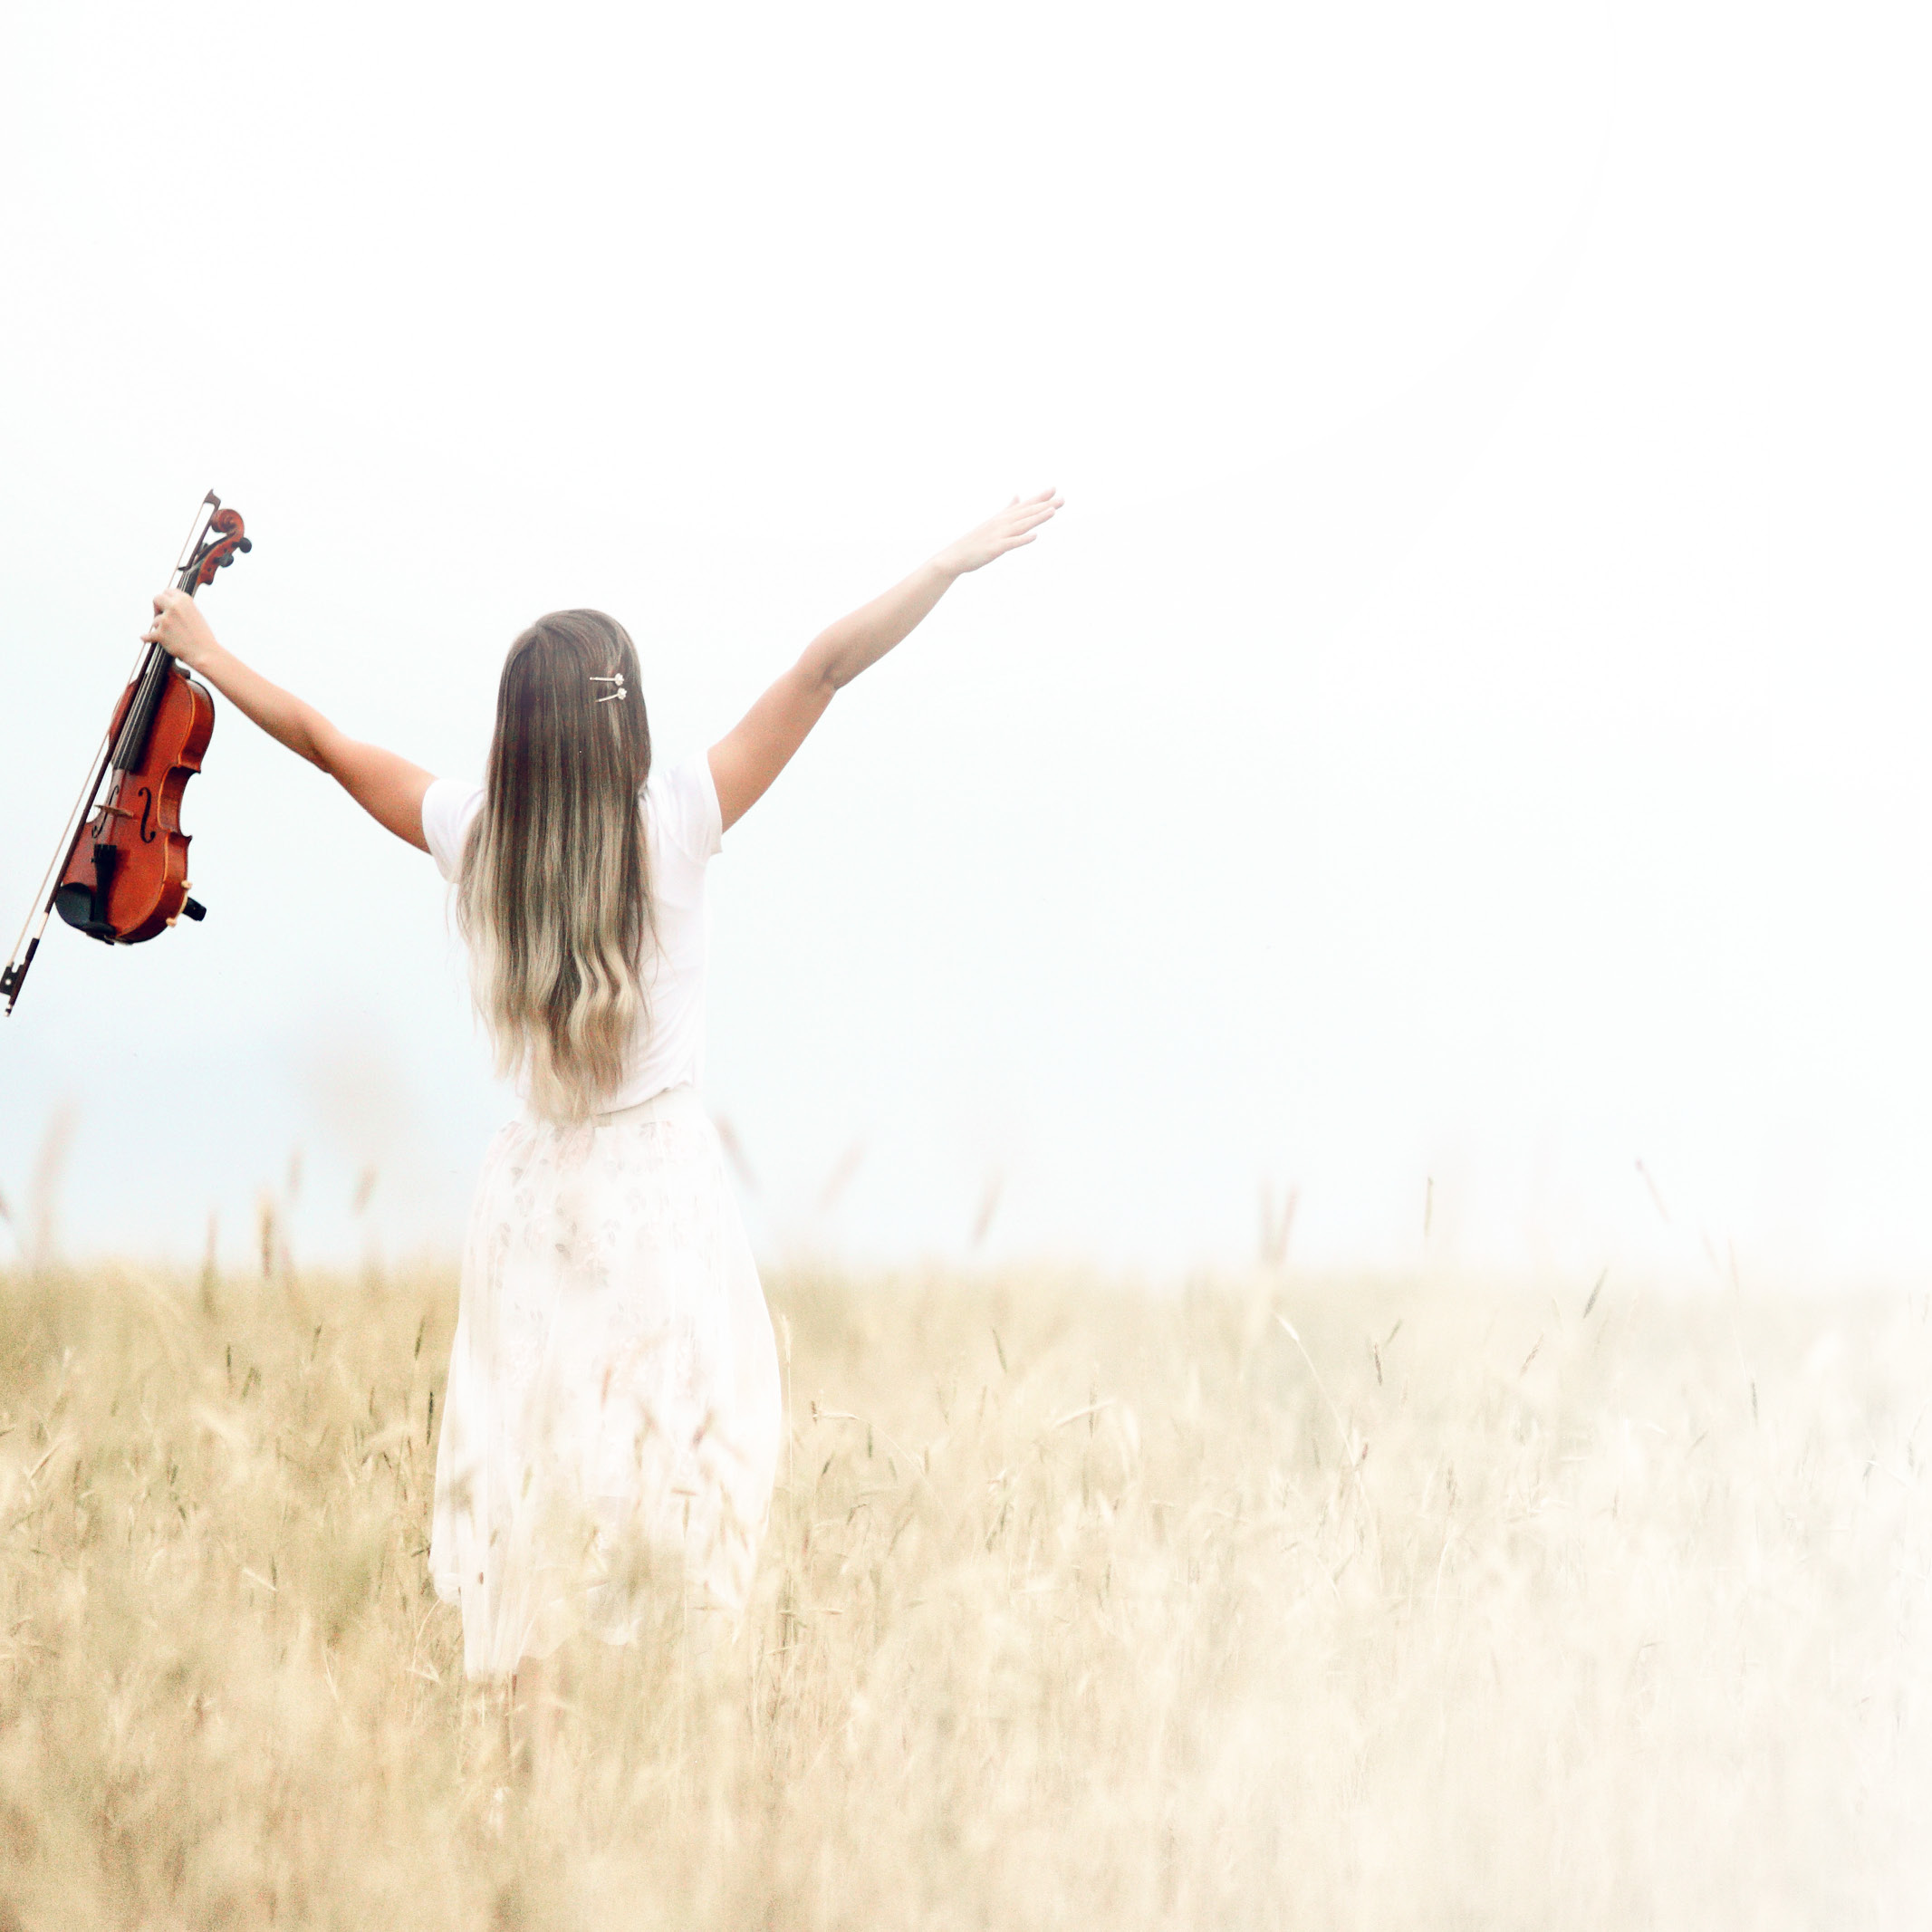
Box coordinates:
[419,750,724,1110]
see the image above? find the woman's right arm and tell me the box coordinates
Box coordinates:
[143,588,434,851]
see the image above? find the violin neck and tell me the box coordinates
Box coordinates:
[111,572,201,772]
[112,640,177,774]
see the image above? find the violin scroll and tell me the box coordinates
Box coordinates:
[184,505,252,591]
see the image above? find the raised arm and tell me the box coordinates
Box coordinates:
[143,589,434,851]
[708,488,1062,832]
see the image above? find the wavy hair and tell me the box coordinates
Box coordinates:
[455,609,652,1122]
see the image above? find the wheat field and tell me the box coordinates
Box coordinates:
[0,1255,1925,1929]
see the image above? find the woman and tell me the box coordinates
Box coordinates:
[142,487,1063,1698]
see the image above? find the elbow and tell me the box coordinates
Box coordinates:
[797,645,844,697]
[306,725,346,778]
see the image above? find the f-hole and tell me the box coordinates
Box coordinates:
[138,786,157,842]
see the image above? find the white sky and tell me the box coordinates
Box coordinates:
[3,1,1929,1292]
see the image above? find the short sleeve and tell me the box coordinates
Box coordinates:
[420,778,485,882]
[648,751,724,864]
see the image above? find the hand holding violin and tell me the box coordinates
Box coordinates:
[5,490,425,1015]
[143,587,223,674]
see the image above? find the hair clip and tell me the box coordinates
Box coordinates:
[591,672,628,704]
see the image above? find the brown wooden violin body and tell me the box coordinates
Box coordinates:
[2,494,250,1014]
[54,640,218,944]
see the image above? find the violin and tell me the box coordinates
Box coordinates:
[2,492,251,1015]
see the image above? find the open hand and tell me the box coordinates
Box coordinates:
[142,588,222,673]
[930,487,1063,578]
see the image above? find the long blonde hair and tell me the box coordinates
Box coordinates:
[456,610,652,1122]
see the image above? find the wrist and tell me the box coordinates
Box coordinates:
[185,638,230,683]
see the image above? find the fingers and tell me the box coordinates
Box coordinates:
[951,488,1061,572]
[1004,508,1056,538]
[143,588,185,645]
[994,487,1060,518]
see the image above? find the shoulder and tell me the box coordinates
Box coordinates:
[420,777,485,881]
[645,750,724,864]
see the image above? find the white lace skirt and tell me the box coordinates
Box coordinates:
[429,1083,783,1680]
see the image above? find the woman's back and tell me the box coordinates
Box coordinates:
[421,750,726,1110]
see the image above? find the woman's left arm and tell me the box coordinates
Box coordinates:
[144,589,435,851]
[708,488,1062,832]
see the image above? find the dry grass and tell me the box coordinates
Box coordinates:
[0,1257,1926,1928]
